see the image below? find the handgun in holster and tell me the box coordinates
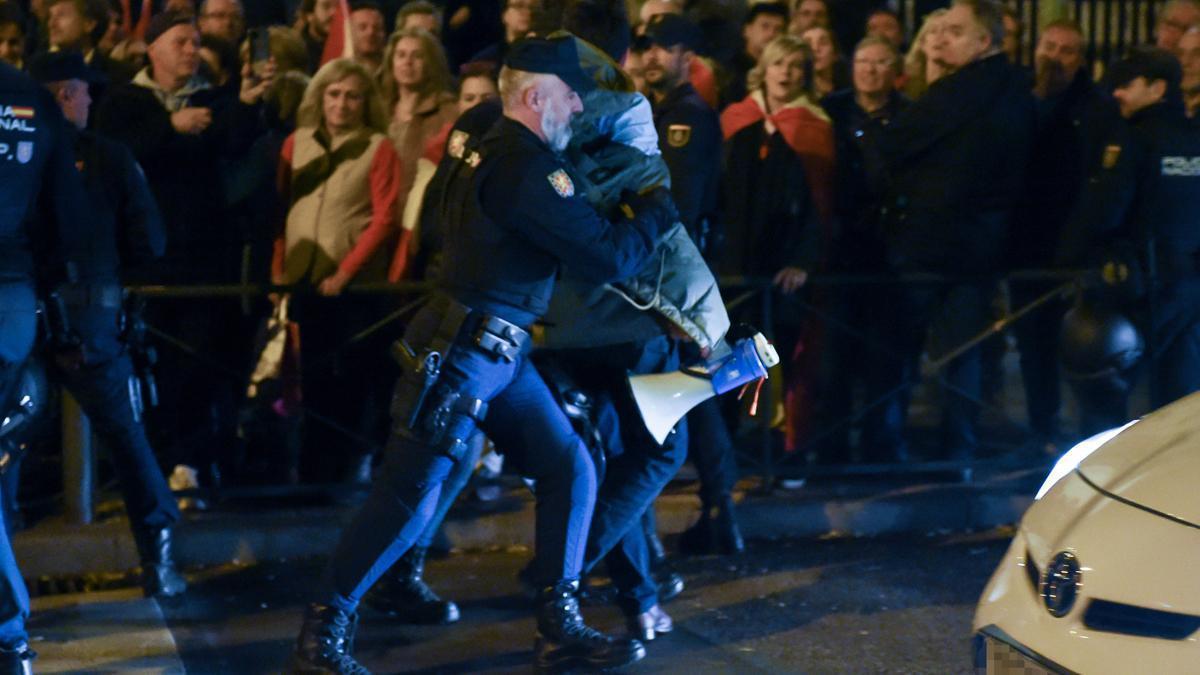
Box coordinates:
[120,294,159,411]
[387,297,488,461]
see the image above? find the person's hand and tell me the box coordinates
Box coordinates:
[773,266,808,294]
[170,107,212,134]
[317,269,353,296]
[240,57,277,105]
[449,6,470,28]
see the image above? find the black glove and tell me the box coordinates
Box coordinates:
[623,186,679,236]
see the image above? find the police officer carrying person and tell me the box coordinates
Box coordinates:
[28,50,187,599]
[1059,47,1200,433]
[285,33,679,674]
[0,57,90,675]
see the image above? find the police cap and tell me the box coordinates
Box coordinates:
[504,34,597,94]
[633,14,700,52]
[28,50,100,84]
[1104,47,1181,90]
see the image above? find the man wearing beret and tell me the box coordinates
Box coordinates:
[29,50,185,600]
[285,33,679,674]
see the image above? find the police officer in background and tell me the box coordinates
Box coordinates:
[285,34,678,674]
[0,58,90,675]
[1059,47,1200,432]
[29,51,187,599]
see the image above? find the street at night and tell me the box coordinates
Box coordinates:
[29,531,1011,673]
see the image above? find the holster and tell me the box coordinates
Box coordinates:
[388,296,498,460]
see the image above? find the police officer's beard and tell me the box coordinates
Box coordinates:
[541,110,573,153]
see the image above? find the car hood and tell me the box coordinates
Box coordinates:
[1077,392,1200,528]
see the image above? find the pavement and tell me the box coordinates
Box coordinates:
[9,460,1049,673]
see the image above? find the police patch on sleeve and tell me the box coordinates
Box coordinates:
[548,169,574,198]
[667,124,691,148]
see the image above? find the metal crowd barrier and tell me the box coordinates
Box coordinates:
[58,269,1086,523]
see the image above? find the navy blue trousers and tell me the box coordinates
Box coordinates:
[0,281,38,649]
[324,307,597,612]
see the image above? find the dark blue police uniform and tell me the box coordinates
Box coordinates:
[0,60,88,664]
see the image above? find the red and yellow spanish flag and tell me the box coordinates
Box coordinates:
[319,0,355,67]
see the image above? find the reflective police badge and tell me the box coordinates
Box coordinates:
[667,124,691,148]
[448,130,469,159]
[16,141,32,164]
[548,169,574,197]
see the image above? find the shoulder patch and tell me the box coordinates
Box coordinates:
[448,129,469,159]
[667,124,691,148]
[547,169,574,198]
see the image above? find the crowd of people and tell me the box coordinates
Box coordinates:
[4,0,1200,670]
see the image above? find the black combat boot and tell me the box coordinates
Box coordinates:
[364,547,460,624]
[534,581,646,673]
[284,604,370,675]
[0,642,34,675]
[679,495,744,555]
[133,526,187,598]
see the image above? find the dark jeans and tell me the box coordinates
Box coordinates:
[565,337,686,615]
[1010,284,1066,439]
[893,282,990,460]
[687,397,738,503]
[323,305,597,612]
[0,281,37,648]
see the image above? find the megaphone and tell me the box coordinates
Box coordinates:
[628,333,780,444]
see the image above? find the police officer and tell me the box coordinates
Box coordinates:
[285,34,678,674]
[29,51,187,599]
[0,58,90,675]
[1059,47,1200,431]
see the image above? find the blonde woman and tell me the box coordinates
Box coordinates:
[379,27,457,193]
[274,58,401,481]
[903,8,947,99]
[719,34,835,455]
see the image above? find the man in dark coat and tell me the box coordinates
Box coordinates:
[880,0,1035,475]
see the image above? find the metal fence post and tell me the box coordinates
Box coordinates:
[61,388,94,525]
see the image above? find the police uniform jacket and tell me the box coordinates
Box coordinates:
[653,82,720,251]
[0,62,88,285]
[1064,100,1200,288]
[437,116,671,329]
[881,53,1036,274]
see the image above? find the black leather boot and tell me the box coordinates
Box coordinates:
[0,642,34,675]
[364,547,459,624]
[534,581,646,673]
[679,495,744,555]
[133,527,187,598]
[284,604,370,675]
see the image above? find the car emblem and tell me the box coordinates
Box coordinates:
[1042,551,1082,617]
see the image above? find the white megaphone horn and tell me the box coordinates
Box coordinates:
[629,332,780,444]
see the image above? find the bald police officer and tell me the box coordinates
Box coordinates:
[0,59,89,675]
[285,35,678,675]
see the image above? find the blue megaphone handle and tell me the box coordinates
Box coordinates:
[709,338,768,395]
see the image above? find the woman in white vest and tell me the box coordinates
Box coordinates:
[273,57,402,483]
